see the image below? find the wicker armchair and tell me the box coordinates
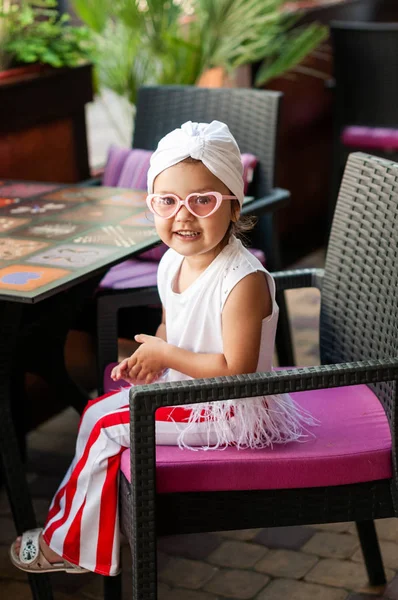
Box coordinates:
[101,152,398,599]
[96,85,294,370]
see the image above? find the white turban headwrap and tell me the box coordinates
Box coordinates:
[147,120,244,206]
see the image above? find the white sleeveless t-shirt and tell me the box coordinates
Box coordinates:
[155,236,315,449]
[157,235,277,382]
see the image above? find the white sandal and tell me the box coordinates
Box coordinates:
[10,528,89,574]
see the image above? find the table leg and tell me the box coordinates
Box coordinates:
[19,278,101,415]
[0,301,54,600]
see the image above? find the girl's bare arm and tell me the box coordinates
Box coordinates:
[127,272,271,382]
[155,306,167,341]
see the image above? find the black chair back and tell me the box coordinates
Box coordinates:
[331,21,398,128]
[320,152,398,423]
[133,86,282,199]
[299,0,379,25]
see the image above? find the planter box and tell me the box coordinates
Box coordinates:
[0,63,93,183]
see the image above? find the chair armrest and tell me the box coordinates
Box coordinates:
[272,268,324,292]
[96,286,159,387]
[130,357,398,415]
[242,188,290,216]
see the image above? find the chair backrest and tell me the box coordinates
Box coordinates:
[330,21,398,128]
[299,0,378,25]
[320,152,398,419]
[132,86,282,198]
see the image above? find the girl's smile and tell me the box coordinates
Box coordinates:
[153,161,239,269]
[173,229,201,240]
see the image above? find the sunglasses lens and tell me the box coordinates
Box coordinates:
[188,194,218,217]
[150,195,177,217]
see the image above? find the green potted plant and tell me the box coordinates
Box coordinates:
[71,0,327,139]
[0,1,97,182]
[0,0,95,78]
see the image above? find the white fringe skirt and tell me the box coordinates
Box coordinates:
[170,394,317,450]
[120,384,317,450]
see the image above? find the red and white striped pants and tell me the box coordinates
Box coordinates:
[42,389,131,576]
[40,383,252,574]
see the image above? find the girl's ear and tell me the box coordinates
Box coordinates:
[231,199,240,223]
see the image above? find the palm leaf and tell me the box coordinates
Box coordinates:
[254,23,328,86]
[70,0,328,111]
[72,0,111,33]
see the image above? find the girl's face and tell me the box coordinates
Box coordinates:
[152,161,239,264]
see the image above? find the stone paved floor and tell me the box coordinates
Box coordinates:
[2,98,398,599]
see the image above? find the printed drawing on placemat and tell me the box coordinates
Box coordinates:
[0,182,60,198]
[77,186,131,199]
[120,212,154,227]
[0,217,30,232]
[74,225,158,247]
[0,265,70,292]
[27,244,115,269]
[100,190,147,207]
[58,205,132,223]
[3,200,69,217]
[17,221,89,240]
[68,186,142,200]
[0,239,49,261]
[40,188,100,202]
[41,186,124,202]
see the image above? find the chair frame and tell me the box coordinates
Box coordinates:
[124,354,397,599]
[101,152,398,599]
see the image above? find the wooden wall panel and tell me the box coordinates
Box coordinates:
[0,119,78,182]
[0,64,93,183]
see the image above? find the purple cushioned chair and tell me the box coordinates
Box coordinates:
[342,126,398,152]
[101,152,398,600]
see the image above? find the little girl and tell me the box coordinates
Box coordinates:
[11,120,313,576]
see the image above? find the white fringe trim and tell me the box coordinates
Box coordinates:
[176,394,318,451]
[116,386,318,451]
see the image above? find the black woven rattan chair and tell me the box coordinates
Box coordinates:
[329,21,398,217]
[101,152,398,599]
[96,85,295,370]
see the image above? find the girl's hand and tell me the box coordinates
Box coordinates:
[126,334,168,384]
[110,355,164,385]
[111,359,130,382]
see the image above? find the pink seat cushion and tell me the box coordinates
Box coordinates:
[120,383,391,492]
[249,247,265,265]
[341,126,398,151]
[103,363,131,391]
[99,259,158,290]
[117,149,153,189]
[103,146,257,194]
[241,153,257,194]
[102,145,132,187]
